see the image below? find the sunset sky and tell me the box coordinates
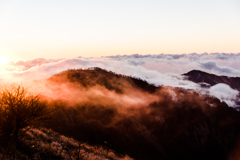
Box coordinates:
[0,0,239,60]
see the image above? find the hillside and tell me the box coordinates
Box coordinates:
[0,127,132,160]
[2,68,240,160]
[48,67,157,94]
[34,68,240,160]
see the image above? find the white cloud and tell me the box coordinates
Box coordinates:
[209,84,239,107]
[198,61,240,75]
[8,58,197,90]
[2,53,240,107]
[105,53,240,76]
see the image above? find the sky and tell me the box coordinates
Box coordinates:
[0,0,239,60]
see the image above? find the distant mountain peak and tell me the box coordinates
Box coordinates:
[184,70,214,76]
[183,70,240,91]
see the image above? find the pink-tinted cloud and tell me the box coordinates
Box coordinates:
[1,53,240,107]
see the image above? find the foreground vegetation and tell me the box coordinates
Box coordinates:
[0,127,132,160]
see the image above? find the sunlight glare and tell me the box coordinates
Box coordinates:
[0,56,9,65]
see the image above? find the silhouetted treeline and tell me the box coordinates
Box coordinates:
[0,86,53,159]
[0,86,49,145]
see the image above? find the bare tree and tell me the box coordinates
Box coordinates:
[0,85,49,145]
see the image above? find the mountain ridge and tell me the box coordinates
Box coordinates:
[183,69,240,91]
[48,67,158,94]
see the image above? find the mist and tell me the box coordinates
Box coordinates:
[1,53,239,107]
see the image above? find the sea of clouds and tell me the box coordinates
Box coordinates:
[1,52,240,107]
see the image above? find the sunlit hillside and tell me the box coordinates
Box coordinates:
[0,127,132,160]
[1,68,240,160]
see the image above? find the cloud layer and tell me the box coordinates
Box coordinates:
[1,52,240,107]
